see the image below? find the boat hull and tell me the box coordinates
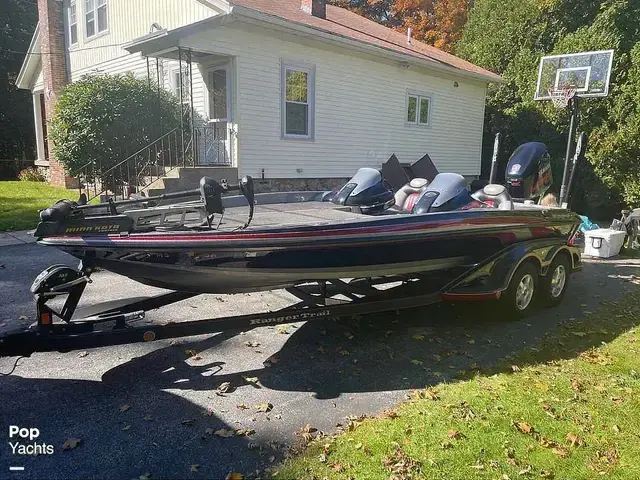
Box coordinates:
[40,207,581,294]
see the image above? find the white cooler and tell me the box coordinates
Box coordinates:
[583,228,626,258]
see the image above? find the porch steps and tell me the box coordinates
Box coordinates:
[145,166,238,197]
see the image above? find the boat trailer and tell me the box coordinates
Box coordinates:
[0,239,580,359]
[0,263,447,358]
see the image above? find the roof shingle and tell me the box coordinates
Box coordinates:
[232,0,501,82]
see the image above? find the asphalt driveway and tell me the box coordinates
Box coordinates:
[0,242,638,479]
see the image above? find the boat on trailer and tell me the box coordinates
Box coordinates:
[0,145,582,358]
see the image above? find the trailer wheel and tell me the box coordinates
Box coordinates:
[539,254,570,307]
[500,262,538,317]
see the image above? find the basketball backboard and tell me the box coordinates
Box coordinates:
[534,50,614,100]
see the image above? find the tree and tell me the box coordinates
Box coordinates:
[0,0,37,160]
[48,74,181,176]
[456,0,639,215]
[330,0,470,52]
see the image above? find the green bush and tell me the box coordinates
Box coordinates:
[48,73,180,177]
[18,167,45,182]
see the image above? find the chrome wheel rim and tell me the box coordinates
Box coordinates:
[550,264,567,298]
[515,274,535,311]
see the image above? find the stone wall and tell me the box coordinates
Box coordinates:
[254,177,349,193]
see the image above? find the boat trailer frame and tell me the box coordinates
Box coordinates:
[0,266,444,358]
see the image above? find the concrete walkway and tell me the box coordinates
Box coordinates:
[0,230,36,246]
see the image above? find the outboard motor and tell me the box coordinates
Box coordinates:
[505,142,552,201]
[332,168,395,214]
[413,173,474,214]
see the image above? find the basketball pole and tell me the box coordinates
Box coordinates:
[559,95,580,206]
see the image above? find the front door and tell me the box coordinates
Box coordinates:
[201,64,231,165]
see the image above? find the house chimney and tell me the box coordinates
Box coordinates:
[37,0,72,187]
[301,0,326,19]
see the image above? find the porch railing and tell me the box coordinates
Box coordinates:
[73,126,233,201]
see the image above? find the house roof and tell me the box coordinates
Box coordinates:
[229,0,501,82]
[16,23,42,91]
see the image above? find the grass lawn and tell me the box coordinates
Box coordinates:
[275,293,640,479]
[0,181,80,231]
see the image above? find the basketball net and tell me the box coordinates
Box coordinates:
[547,86,577,109]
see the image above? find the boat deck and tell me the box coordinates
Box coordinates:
[218,202,387,230]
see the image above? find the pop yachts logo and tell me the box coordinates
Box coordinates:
[8,426,54,455]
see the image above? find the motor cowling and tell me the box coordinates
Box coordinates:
[413,173,473,214]
[505,142,552,200]
[332,168,395,214]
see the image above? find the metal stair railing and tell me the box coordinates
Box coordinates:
[72,128,182,201]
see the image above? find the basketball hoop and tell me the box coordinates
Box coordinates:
[547,87,576,109]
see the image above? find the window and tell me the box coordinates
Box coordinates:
[68,1,78,46]
[171,69,190,104]
[208,68,228,120]
[85,0,107,38]
[406,93,432,126]
[281,61,315,139]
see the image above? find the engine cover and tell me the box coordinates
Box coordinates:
[505,142,553,200]
[332,168,395,214]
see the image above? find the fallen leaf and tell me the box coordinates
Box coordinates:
[551,447,569,458]
[518,465,532,475]
[514,422,534,434]
[61,438,81,450]
[318,453,327,462]
[190,465,199,472]
[77,351,88,358]
[411,359,423,365]
[122,424,131,431]
[225,473,243,480]
[244,377,259,384]
[214,429,236,438]
[339,349,350,356]
[235,428,255,436]
[184,349,198,357]
[237,403,249,410]
[344,332,354,340]
[256,403,273,413]
[612,424,621,433]
[412,334,425,341]
[119,404,131,413]
[468,339,476,344]
[566,433,585,447]
[139,474,151,480]
[572,332,587,337]
[216,382,234,394]
[571,379,584,392]
[539,471,554,479]
[181,419,195,426]
[243,341,260,347]
[143,414,153,421]
[448,429,464,440]
[355,442,363,449]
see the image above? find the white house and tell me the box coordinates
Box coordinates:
[17,0,501,191]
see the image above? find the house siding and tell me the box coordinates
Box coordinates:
[63,0,216,73]
[182,23,486,179]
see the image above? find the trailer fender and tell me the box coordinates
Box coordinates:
[442,240,580,300]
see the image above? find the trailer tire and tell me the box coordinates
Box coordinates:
[500,262,538,318]
[539,254,570,307]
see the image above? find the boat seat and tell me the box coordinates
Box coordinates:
[471,184,514,210]
[394,178,429,212]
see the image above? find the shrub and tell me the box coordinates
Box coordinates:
[48,73,181,177]
[18,167,45,182]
